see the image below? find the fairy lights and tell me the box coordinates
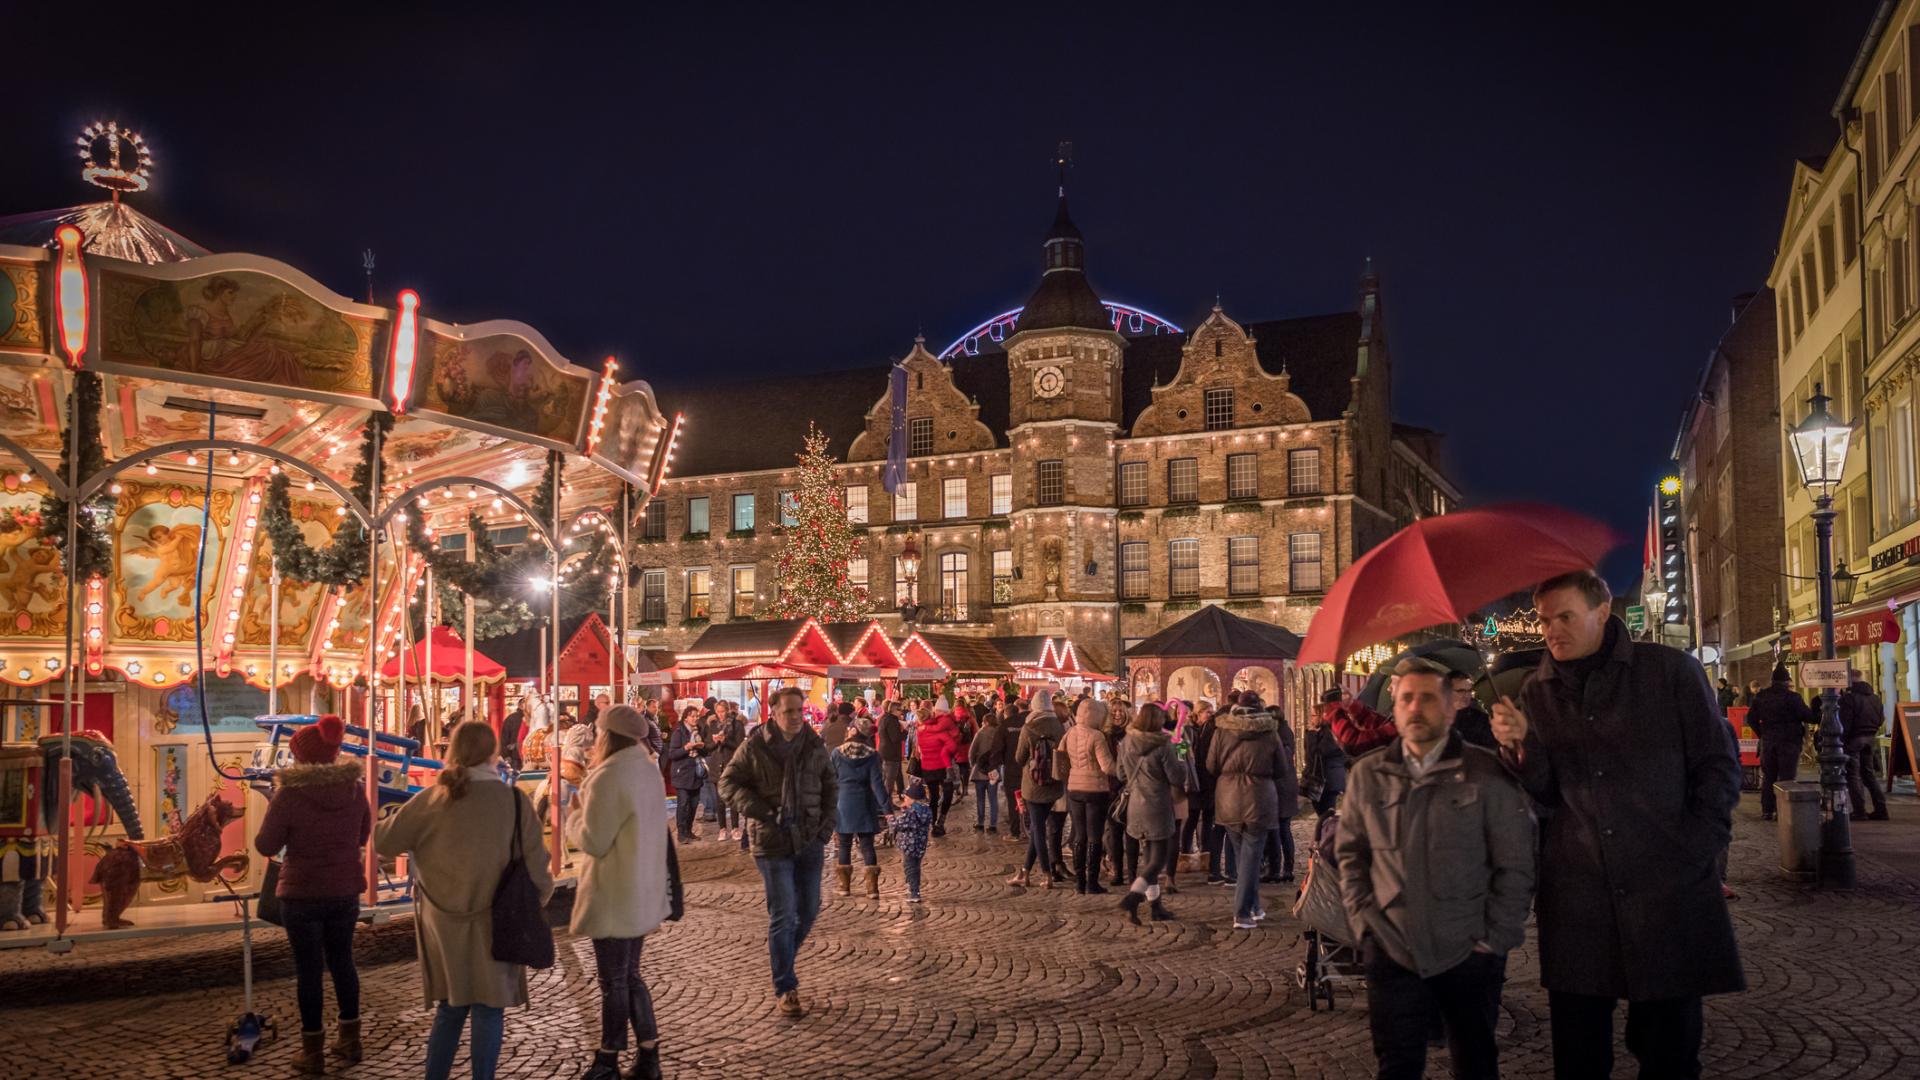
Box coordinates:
[77,121,152,194]
[586,356,618,457]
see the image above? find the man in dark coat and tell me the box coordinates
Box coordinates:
[1187,704,1223,882]
[1447,669,1498,749]
[877,700,907,798]
[1492,570,1743,1080]
[1746,664,1812,820]
[1838,670,1891,820]
[996,703,1026,842]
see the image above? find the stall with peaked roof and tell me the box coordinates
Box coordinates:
[1123,603,1325,716]
[990,634,1112,690]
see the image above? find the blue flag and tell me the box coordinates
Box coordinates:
[883,360,907,493]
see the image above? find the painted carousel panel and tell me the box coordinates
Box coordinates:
[94,263,380,405]
[110,480,235,643]
[0,258,44,355]
[412,324,591,451]
[0,480,65,639]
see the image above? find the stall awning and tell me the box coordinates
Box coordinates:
[379,626,507,684]
[1788,608,1902,654]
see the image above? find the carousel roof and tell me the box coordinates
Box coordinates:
[0,202,207,264]
[1123,604,1301,660]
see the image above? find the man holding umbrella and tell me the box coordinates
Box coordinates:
[1490,570,1743,1079]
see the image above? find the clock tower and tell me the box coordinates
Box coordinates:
[1004,194,1126,429]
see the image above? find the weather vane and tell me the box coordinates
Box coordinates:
[76,121,152,201]
[1056,139,1073,196]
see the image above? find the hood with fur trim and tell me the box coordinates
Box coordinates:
[834,738,875,760]
[274,761,364,789]
[1216,708,1280,735]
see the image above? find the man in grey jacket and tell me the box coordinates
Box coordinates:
[1337,658,1535,1079]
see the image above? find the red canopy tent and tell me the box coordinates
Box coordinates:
[380,626,509,729]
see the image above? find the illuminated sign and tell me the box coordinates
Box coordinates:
[386,289,421,413]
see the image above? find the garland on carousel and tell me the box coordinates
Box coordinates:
[261,412,392,587]
[33,371,113,580]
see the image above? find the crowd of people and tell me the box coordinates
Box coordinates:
[251,568,1840,1079]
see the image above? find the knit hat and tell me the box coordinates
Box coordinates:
[904,777,927,801]
[1771,663,1791,685]
[934,695,952,713]
[291,715,345,765]
[601,704,647,740]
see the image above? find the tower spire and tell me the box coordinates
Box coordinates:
[1056,139,1072,197]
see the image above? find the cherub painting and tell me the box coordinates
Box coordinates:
[0,487,65,636]
[114,487,231,640]
[124,524,204,606]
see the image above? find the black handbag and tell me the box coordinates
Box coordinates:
[255,859,283,927]
[490,789,555,970]
[665,830,685,922]
[1108,788,1132,826]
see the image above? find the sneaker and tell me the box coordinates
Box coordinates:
[776,990,805,1018]
[1205,874,1226,886]
[1233,918,1259,930]
[1252,909,1268,921]
[907,894,923,904]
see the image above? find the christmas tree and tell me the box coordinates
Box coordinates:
[769,425,868,622]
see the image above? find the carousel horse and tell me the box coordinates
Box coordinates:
[0,732,144,931]
[91,792,247,929]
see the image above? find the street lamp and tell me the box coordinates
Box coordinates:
[1786,383,1855,887]
[899,533,921,606]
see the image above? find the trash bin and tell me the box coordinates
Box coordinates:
[1777,780,1823,881]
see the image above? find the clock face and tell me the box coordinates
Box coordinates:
[1034,365,1065,399]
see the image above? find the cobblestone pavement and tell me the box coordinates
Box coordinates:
[3,789,1917,1079]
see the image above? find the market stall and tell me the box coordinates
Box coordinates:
[377,625,507,743]
[1120,603,1331,720]
[897,630,1015,698]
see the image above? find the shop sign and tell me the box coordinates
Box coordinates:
[1789,610,1901,654]
[894,667,946,681]
[1798,659,1851,689]
[1871,535,1920,571]
[827,664,882,680]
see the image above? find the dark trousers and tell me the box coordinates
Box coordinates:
[1548,991,1704,1080]
[1067,792,1110,889]
[675,786,701,839]
[1847,734,1889,815]
[1004,785,1024,838]
[1758,740,1800,816]
[1365,944,1505,1080]
[281,896,360,1032]
[902,850,923,896]
[1312,787,1341,819]
[1024,801,1055,873]
[1134,836,1174,889]
[1183,802,1214,855]
[590,936,658,1051]
[926,772,952,824]
[835,832,877,867]
[882,759,905,800]
[1106,811,1129,883]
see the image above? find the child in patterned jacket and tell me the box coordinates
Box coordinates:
[893,779,934,903]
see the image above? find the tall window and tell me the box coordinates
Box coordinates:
[943,477,967,518]
[848,555,868,592]
[894,481,918,521]
[1289,533,1324,592]
[1228,537,1259,595]
[894,556,915,606]
[730,566,756,618]
[1120,541,1148,599]
[939,551,969,620]
[909,417,933,457]
[686,569,711,619]
[732,493,755,532]
[1226,453,1258,500]
[641,499,666,540]
[1118,461,1147,506]
[1167,458,1199,503]
[1892,396,1918,528]
[1169,539,1200,598]
[641,570,666,621]
[1037,460,1064,506]
[992,549,1013,603]
[1288,448,1322,495]
[845,484,868,524]
[1204,387,1235,430]
[778,490,798,527]
[990,473,1012,515]
[1841,186,1859,267]
[688,496,709,535]
[1819,214,1838,295]
[1802,246,1820,320]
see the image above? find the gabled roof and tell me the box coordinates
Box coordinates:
[823,620,904,667]
[989,635,1050,666]
[488,613,597,679]
[906,631,1016,675]
[1124,604,1301,660]
[679,617,817,662]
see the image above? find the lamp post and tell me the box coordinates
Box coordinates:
[898,532,922,623]
[1787,383,1856,888]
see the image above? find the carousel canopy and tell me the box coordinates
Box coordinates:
[1124,604,1301,660]
[379,626,506,683]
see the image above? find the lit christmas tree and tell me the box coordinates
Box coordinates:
[769,425,868,622]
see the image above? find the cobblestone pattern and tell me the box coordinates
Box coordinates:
[2,791,1916,1079]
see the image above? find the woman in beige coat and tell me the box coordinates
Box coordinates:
[376,722,553,1080]
[565,705,670,1080]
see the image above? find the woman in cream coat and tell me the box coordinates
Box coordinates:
[376,722,554,1080]
[566,704,671,1080]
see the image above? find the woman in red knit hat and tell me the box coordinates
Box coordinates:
[254,714,373,1073]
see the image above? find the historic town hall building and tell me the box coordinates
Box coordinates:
[639,194,1457,679]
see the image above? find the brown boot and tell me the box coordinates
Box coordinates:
[777,989,806,1018]
[330,1017,362,1064]
[834,864,853,896]
[295,1030,326,1074]
[863,865,881,899]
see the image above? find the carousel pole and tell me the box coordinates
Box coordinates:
[55,369,81,936]
[267,559,280,714]
[549,450,564,879]
[422,565,434,741]
[464,524,475,725]
[619,483,631,703]
[363,419,383,910]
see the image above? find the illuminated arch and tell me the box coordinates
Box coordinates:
[937,301,1183,359]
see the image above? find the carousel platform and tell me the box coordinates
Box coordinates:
[0,890,417,953]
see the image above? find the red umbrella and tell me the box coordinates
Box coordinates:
[1297,504,1619,666]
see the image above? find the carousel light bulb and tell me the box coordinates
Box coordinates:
[335,507,346,517]
[186,453,198,466]
[109,483,123,495]
[16,471,27,483]
[228,453,241,466]
[270,464,280,475]
[305,480,316,491]
[145,464,158,476]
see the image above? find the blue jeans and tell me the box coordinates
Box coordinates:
[903,851,923,897]
[1024,801,1057,874]
[973,780,999,827]
[754,843,825,996]
[1227,826,1266,920]
[425,1001,504,1080]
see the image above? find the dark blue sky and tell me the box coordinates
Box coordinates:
[7,3,1881,586]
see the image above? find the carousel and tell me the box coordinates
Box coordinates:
[0,125,678,947]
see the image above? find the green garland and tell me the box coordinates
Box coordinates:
[38,371,112,580]
[430,581,537,641]
[261,413,392,586]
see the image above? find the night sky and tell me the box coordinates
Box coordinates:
[6,4,1883,586]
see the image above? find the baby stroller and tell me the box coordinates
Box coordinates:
[1293,813,1365,1011]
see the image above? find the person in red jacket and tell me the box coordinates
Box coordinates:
[254,715,373,1074]
[1324,688,1397,757]
[917,698,962,836]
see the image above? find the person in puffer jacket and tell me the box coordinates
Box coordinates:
[916,698,962,836]
[1060,697,1116,894]
[830,718,891,898]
